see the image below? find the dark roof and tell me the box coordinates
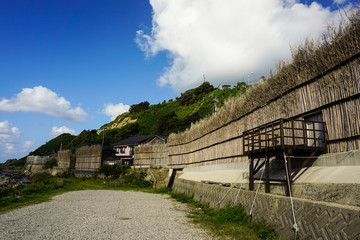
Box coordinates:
[102,146,117,153]
[112,135,167,146]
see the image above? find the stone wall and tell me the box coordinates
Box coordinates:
[172,178,360,239]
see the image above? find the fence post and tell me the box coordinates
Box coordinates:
[249,157,254,191]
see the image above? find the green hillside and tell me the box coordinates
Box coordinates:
[31,81,249,154]
[29,133,76,156]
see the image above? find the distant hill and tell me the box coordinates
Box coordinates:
[31,81,249,154]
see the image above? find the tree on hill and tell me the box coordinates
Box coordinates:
[177,81,214,105]
[129,101,150,114]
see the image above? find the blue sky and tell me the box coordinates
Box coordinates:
[0,0,357,162]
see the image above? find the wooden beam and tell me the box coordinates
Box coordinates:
[254,160,266,175]
[254,158,261,171]
[265,156,270,193]
[291,151,317,180]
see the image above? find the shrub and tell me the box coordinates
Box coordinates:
[43,158,58,169]
[31,173,54,184]
[251,221,277,239]
[97,164,131,179]
[13,157,27,167]
[57,170,74,178]
[121,171,152,188]
[0,187,14,198]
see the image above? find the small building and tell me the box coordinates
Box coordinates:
[113,135,167,165]
[101,146,118,165]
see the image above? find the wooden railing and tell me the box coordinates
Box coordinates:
[243,118,327,154]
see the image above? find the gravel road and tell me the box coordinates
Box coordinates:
[0,190,214,240]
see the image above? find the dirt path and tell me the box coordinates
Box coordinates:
[0,190,213,240]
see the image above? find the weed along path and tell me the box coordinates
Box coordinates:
[0,190,213,240]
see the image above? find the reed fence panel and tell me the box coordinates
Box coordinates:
[134,144,169,167]
[57,149,73,169]
[75,145,102,171]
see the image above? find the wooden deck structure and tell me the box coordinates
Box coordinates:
[243,118,327,195]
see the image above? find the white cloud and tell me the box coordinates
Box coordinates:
[136,0,342,92]
[333,0,347,4]
[51,126,76,138]
[0,121,34,160]
[103,103,130,121]
[23,140,35,151]
[0,120,21,145]
[0,86,87,122]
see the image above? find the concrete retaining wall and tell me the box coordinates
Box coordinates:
[26,155,51,165]
[177,150,360,207]
[172,178,360,239]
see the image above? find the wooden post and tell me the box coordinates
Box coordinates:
[272,123,275,150]
[251,130,255,153]
[302,120,307,149]
[313,121,317,148]
[265,125,268,151]
[249,157,254,191]
[280,119,284,149]
[265,155,270,193]
[291,120,295,148]
[323,122,328,152]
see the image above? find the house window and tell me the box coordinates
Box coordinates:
[304,112,325,148]
[120,147,126,154]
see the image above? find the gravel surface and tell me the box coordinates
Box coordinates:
[0,190,214,240]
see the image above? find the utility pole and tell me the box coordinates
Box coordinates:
[101,128,106,147]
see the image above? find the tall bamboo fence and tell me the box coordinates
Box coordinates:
[57,149,75,169]
[166,56,360,168]
[134,144,169,168]
[75,145,102,172]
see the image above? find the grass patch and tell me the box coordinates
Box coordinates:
[164,192,278,240]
